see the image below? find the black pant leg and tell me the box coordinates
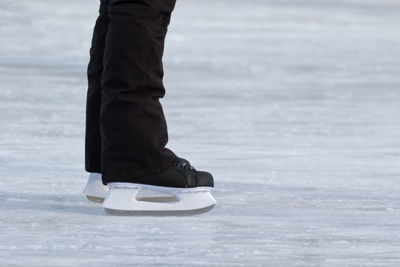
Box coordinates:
[85,0,110,173]
[101,0,179,183]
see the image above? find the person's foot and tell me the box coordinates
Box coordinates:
[83,158,216,214]
[83,157,215,201]
[118,157,214,188]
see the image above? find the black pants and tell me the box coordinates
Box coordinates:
[85,0,179,184]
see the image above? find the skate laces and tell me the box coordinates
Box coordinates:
[176,160,196,172]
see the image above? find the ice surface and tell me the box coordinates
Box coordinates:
[1,0,400,266]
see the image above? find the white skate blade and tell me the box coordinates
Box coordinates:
[83,173,109,203]
[83,173,182,204]
[103,183,216,216]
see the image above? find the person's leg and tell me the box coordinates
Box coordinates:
[84,0,215,213]
[100,0,180,183]
[85,0,110,173]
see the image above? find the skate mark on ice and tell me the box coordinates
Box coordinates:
[0,191,104,216]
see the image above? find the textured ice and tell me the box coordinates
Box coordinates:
[1,0,400,266]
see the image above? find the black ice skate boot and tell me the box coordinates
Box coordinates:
[102,158,216,215]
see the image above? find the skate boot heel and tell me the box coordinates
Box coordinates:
[103,183,216,215]
[83,173,109,203]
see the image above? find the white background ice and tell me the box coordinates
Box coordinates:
[1,0,400,266]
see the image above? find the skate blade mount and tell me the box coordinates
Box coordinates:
[84,188,189,205]
[83,174,193,204]
[83,173,108,203]
[103,183,216,216]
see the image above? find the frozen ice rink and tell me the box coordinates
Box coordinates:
[1,0,400,265]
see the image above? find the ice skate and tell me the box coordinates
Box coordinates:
[83,173,109,203]
[103,158,216,215]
